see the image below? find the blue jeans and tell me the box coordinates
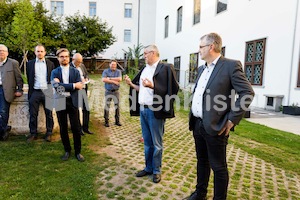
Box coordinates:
[0,87,11,133]
[140,107,165,174]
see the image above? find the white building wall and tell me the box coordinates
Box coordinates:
[155,0,300,108]
[42,0,156,59]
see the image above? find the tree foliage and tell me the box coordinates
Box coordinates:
[63,14,116,57]
[33,1,63,55]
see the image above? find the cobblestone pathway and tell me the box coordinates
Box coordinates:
[88,80,300,200]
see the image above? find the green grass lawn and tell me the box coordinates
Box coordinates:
[0,118,110,200]
[231,119,300,175]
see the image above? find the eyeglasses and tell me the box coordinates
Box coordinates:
[0,50,8,52]
[144,51,153,55]
[59,56,69,58]
[199,44,211,49]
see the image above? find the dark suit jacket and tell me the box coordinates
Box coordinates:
[26,59,55,99]
[51,66,82,108]
[129,62,179,119]
[70,62,89,91]
[1,58,23,103]
[189,56,255,135]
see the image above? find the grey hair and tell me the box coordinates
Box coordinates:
[144,45,160,57]
[0,44,9,52]
[200,33,222,53]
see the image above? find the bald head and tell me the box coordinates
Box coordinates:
[72,53,83,67]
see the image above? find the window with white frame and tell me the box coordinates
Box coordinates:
[174,57,181,82]
[177,6,183,33]
[164,16,169,38]
[193,0,201,24]
[217,0,227,14]
[124,29,131,42]
[244,38,266,85]
[89,2,96,16]
[189,53,199,83]
[124,3,132,18]
[51,1,64,16]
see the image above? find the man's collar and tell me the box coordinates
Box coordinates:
[36,58,45,62]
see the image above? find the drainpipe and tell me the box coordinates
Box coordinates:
[137,0,140,46]
[287,0,299,105]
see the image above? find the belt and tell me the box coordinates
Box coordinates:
[195,116,202,121]
[34,89,43,92]
[107,89,118,92]
[141,104,151,108]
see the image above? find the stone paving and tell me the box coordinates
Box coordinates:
[88,79,300,200]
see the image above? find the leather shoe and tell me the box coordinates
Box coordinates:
[80,131,85,136]
[115,122,122,126]
[105,122,109,127]
[61,152,70,161]
[26,135,37,143]
[1,130,10,141]
[187,191,207,200]
[75,154,85,162]
[153,174,161,183]
[44,134,51,142]
[136,170,152,177]
[83,129,94,134]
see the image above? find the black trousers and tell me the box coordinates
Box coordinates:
[193,118,229,200]
[81,88,90,131]
[29,90,54,136]
[104,90,120,123]
[56,98,81,155]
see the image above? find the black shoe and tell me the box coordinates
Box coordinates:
[115,122,122,126]
[1,130,10,141]
[80,131,85,136]
[61,152,70,161]
[105,122,109,127]
[136,170,152,177]
[26,135,37,143]
[153,174,161,183]
[83,129,94,134]
[44,134,51,142]
[6,126,12,132]
[187,191,207,200]
[75,154,85,162]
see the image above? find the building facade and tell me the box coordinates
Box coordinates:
[43,0,300,109]
[155,0,300,109]
[43,0,156,59]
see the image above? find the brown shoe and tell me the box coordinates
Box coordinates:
[153,174,161,183]
[136,170,152,177]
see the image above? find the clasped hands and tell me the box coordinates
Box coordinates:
[53,78,84,90]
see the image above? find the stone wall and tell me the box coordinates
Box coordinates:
[8,92,59,135]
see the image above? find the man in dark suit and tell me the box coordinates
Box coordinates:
[0,44,23,141]
[70,53,93,135]
[26,44,55,142]
[124,45,179,183]
[51,48,85,162]
[187,33,255,200]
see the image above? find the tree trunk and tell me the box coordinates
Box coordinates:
[20,50,28,75]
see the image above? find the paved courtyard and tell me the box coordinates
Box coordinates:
[88,79,300,200]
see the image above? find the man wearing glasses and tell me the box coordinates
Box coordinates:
[188,33,254,200]
[0,44,23,141]
[51,48,85,162]
[124,45,179,183]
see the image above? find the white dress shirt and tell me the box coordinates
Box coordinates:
[191,55,221,118]
[34,59,47,89]
[138,60,159,105]
[61,65,71,96]
[0,58,7,85]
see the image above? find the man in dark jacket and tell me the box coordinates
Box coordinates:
[125,45,179,183]
[26,44,55,142]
